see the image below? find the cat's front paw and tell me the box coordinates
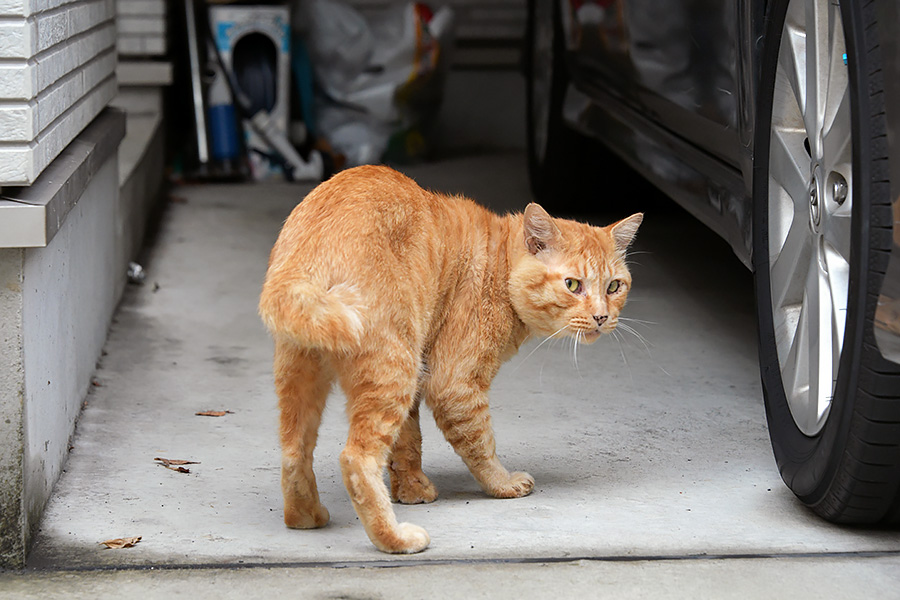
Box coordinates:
[489,471,535,499]
[390,471,439,504]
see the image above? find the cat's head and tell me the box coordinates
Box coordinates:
[509,203,642,344]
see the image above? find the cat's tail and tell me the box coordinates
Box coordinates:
[259,280,366,353]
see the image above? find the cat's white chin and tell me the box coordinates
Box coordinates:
[579,330,603,344]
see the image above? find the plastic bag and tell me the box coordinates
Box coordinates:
[299,0,454,166]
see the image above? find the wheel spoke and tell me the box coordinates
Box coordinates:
[778,22,807,118]
[769,126,811,205]
[804,0,828,159]
[780,292,809,427]
[823,39,849,155]
[822,115,853,179]
[806,240,835,431]
[770,215,813,311]
[823,212,852,264]
[823,237,850,364]
[822,89,851,170]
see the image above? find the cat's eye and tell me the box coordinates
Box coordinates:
[565,278,582,294]
[607,280,621,294]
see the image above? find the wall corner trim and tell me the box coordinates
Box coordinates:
[0,109,127,249]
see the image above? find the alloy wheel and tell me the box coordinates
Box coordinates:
[767,0,852,436]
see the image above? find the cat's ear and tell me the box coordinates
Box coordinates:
[610,213,643,252]
[523,203,562,255]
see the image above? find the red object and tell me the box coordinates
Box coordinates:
[414,2,433,23]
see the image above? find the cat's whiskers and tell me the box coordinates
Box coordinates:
[572,329,583,377]
[624,250,652,267]
[615,321,672,378]
[610,328,634,382]
[617,322,652,352]
[619,316,657,326]
[540,334,567,385]
[510,323,572,376]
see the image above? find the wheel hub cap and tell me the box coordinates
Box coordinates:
[809,168,822,230]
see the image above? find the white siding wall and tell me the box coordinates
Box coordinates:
[0,0,117,185]
[115,0,166,56]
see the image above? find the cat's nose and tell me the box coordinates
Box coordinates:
[593,315,608,326]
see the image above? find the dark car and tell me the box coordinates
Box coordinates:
[525,0,900,524]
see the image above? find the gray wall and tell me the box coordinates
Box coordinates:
[22,158,122,533]
[0,112,126,568]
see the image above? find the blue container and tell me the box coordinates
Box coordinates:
[208,103,240,161]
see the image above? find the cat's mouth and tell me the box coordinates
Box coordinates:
[562,316,619,344]
[570,320,617,344]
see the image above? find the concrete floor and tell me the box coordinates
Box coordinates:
[8,151,900,595]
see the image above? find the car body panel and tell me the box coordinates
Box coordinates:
[563,81,753,267]
[562,0,746,167]
[555,0,900,364]
[556,0,756,265]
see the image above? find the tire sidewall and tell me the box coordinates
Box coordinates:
[753,0,870,504]
[526,0,592,206]
[526,0,561,200]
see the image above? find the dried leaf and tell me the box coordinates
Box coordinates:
[195,410,234,417]
[154,457,199,473]
[101,536,142,549]
[154,457,200,466]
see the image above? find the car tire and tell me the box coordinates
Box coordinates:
[753,0,900,523]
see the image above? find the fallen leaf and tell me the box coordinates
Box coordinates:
[101,536,142,549]
[154,457,199,473]
[195,410,234,417]
[154,458,200,465]
[165,465,190,473]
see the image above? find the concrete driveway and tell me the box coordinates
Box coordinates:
[6,152,900,596]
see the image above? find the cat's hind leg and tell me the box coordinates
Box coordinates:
[275,339,332,529]
[338,345,430,554]
[389,399,438,504]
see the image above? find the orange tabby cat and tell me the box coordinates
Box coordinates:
[259,165,642,554]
